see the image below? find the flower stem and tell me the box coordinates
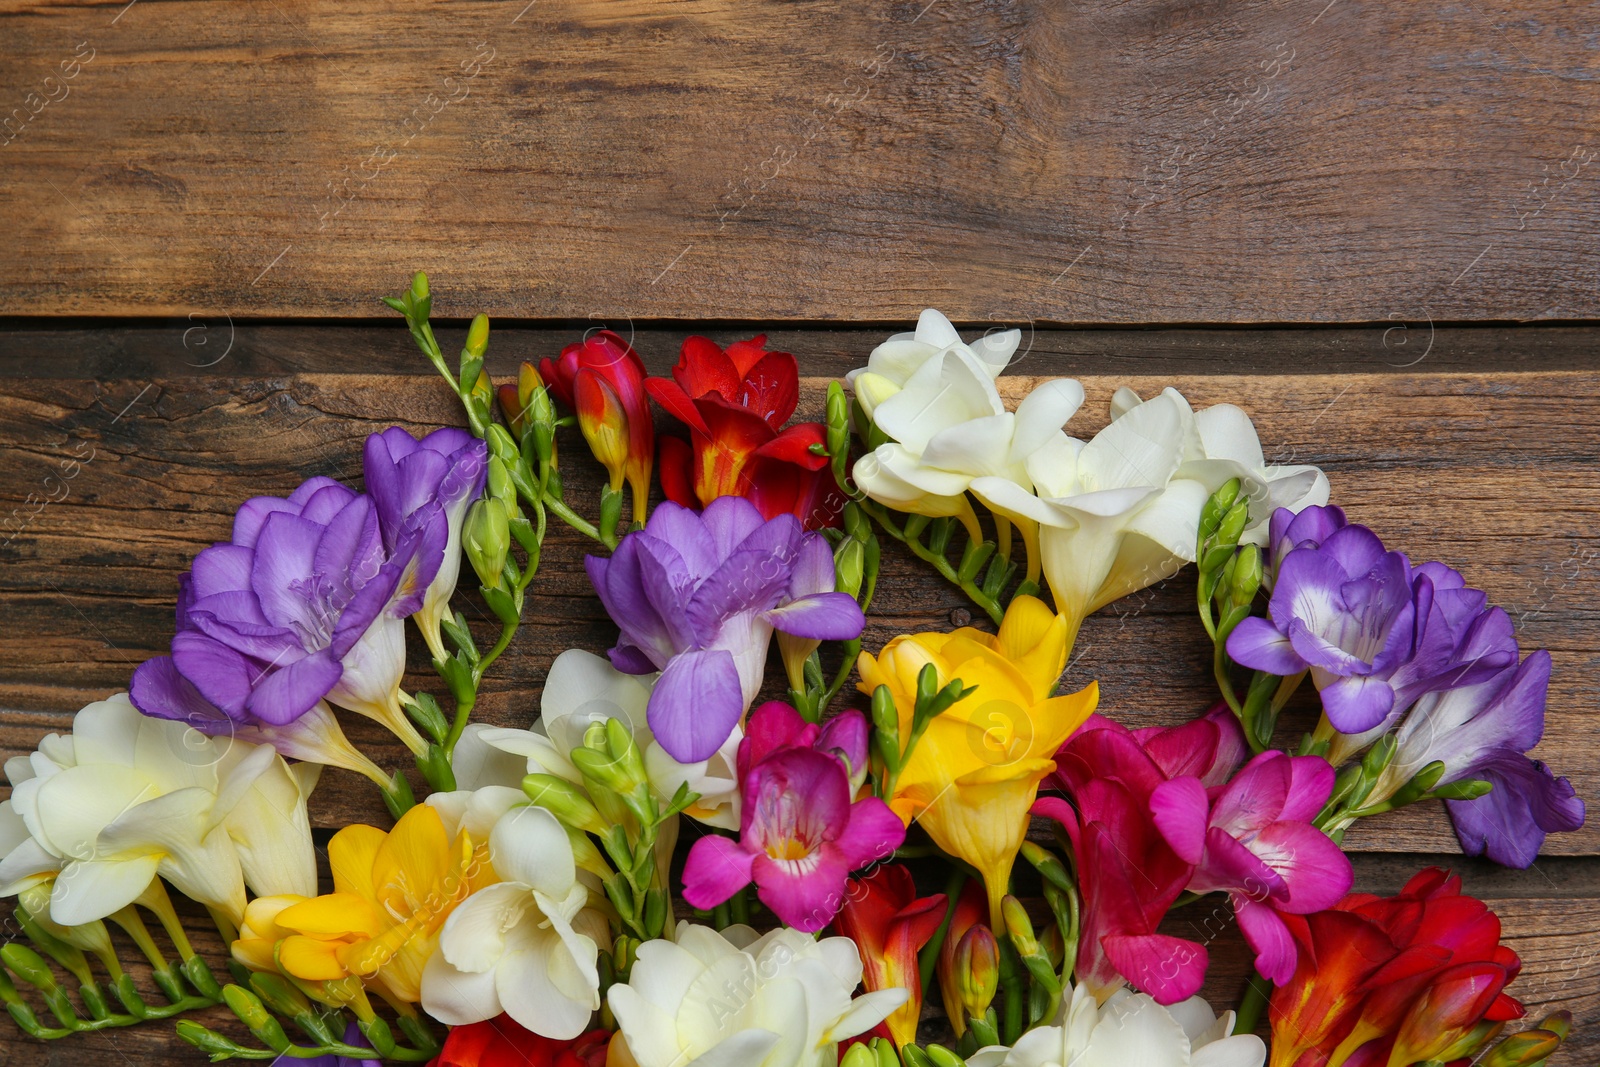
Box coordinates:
[1233,970,1272,1036]
[858,498,1006,625]
[917,870,967,996]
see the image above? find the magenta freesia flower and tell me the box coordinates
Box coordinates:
[586,497,865,763]
[682,702,902,932]
[1150,750,1352,985]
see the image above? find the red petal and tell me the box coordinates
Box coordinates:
[657,436,696,508]
[739,348,799,430]
[675,336,741,401]
[540,352,578,410]
[647,377,710,435]
[755,422,829,471]
[724,334,771,378]
[694,397,775,503]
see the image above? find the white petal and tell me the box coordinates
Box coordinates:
[1080,388,1192,491]
[420,948,501,1026]
[542,649,654,754]
[497,917,600,1039]
[1012,378,1086,463]
[439,882,530,972]
[685,1030,782,1067]
[4,756,35,786]
[914,309,961,349]
[1193,1035,1267,1067]
[874,347,1003,452]
[69,694,145,769]
[478,726,580,785]
[862,339,938,388]
[489,804,574,895]
[1196,404,1266,470]
[49,855,160,926]
[608,985,682,1066]
[1121,478,1210,561]
[451,722,534,791]
[970,475,1063,528]
[1109,386,1144,420]
[969,328,1022,377]
[0,838,62,895]
[829,987,909,1042]
[921,413,1020,477]
[32,764,156,861]
[1084,990,1192,1065]
[225,754,317,898]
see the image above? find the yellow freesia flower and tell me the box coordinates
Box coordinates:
[232,804,497,1004]
[857,595,1097,928]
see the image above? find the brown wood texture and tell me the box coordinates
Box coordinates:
[0,335,1598,1060]
[1,0,1597,323]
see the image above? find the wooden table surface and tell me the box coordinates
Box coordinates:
[2,1,1597,1062]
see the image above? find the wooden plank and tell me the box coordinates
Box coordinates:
[0,369,1596,858]
[0,1,1595,322]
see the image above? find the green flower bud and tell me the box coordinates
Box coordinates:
[410,271,430,303]
[1001,895,1038,957]
[834,538,865,599]
[1228,543,1264,611]
[464,498,511,590]
[176,1020,252,1056]
[248,972,313,1020]
[523,773,607,835]
[839,1043,876,1067]
[465,313,490,359]
[1480,1030,1564,1067]
[871,684,901,770]
[486,423,520,466]
[953,924,999,1022]
[0,944,55,991]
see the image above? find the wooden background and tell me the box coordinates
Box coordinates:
[1,0,1597,1062]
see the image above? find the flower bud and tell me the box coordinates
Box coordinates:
[871,684,901,770]
[410,271,430,304]
[523,773,607,835]
[465,313,490,359]
[951,924,999,1024]
[851,372,899,422]
[835,538,866,599]
[574,372,630,493]
[1001,895,1038,957]
[840,1043,877,1067]
[248,972,313,1020]
[464,498,511,590]
[176,1021,253,1057]
[1480,1030,1565,1067]
[0,944,55,991]
[1228,543,1263,612]
[486,423,520,466]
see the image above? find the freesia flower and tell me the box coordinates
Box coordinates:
[1367,640,1583,868]
[832,864,947,1048]
[965,984,1265,1067]
[845,309,1020,419]
[429,1016,609,1067]
[422,805,610,1038]
[242,803,497,1004]
[682,702,903,932]
[650,334,845,530]
[129,471,434,756]
[587,497,864,763]
[1037,718,1211,1004]
[363,426,488,662]
[1110,386,1329,548]
[0,693,316,927]
[606,922,907,1067]
[851,322,1083,547]
[1228,523,1515,735]
[1261,503,1348,590]
[1270,869,1525,1067]
[1150,750,1352,984]
[971,388,1212,648]
[856,595,1097,928]
[540,330,654,518]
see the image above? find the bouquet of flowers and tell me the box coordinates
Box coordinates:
[0,277,1583,1067]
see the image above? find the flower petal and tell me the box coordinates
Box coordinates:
[649,650,746,764]
[681,835,755,910]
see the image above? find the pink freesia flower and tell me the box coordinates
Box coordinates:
[1150,750,1352,985]
[1037,725,1207,1005]
[682,703,902,933]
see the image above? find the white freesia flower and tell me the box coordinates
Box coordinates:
[850,313,1080,548]
[0,693,317,927]
[967,985,1265,1067]
[446,650,742,830]
[846,308,1020,419]
[421,804,610,1039]
[608,922,907,1067]
[971,387,1212,643]
[1111,386,1329,546]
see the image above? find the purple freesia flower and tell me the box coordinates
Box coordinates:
[1262,503,1347,590]
[363,427,487,661]
[131,469,432,756]
[681,702,903,932]
[586,497,865,763]
[1150,750,1352,985]
[1386,649,1585,868]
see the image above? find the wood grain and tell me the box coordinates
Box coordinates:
[0,0,1596,323]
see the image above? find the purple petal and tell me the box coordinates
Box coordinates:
[816,710,870,787]
[1447,751,1585,868]
[695,496,766,563]
[607,640,662,675]
[171,631,262,717]
[297,482,357,526]
[649,650,746,763]
[233,495,304,548]
[314,495,384,596]
[680,834,755,909]
[588,542,676,665]
[687,548,793,637]
[830,797,905,870]
[251,512,324,633]
[130,655,234,731]
[1315,523,1390,581]
[1149,776,1209,866]
[329,559,400,659]
[1234,895,1298,986]
[189,544,254,599]
[764,592,865,641]
[1318,673,1396,734]
[635,501,718,580]
[1226,617,1306,675]
[245,648,342,725]
[788,534,837,599]
[632,535,698,650]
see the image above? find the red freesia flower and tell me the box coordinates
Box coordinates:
[540,330,653,518]
[832,864,947,1048]
[1270,868,1524,1067]
[648,335,844,529]
[429,1016,609,1067]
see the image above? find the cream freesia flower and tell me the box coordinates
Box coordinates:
[421,804,610,1038]
[0,693,317,927]
[967,985,1265,1067]
[607,923,906,1067]
[846,308,1020,419]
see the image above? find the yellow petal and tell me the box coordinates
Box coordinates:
[1028,683,1099,756]
[238,894,306,942]
[328,825,386,899]
[278,892,388,941]
[372,805,451,915]
[278,934,351,981]
[994,596,1069,700]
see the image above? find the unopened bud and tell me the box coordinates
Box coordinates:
[1001,895,1038,956]
[465,313,490,359]
[0,945,55,991]
[523,773,607,835]
[1480,1030,1564,1067]
[1228,544,1263,610]
[835,538,865,599]
[952,925,999,1022]
[486,423,520,466]
[464,498,511,590]
[410,271,430,303]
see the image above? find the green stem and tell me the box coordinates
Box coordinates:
[859,499,1004,625]
[998,941,1024,1045]
[917,870,968,996]
[1233,971,1272,1036]
[543,491,606,545]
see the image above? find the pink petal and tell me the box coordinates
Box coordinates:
[1209,751,1291,839]
[1149,776,1210,866]
[1280,755,1337,823]
[681,834,755,909]
[1101,933,1208,1005]
[832,798,906,871]
[1234,895,1299,985]
[1250,820,1354,914]
[1190,825,1285,902]
[752,847,851,933]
